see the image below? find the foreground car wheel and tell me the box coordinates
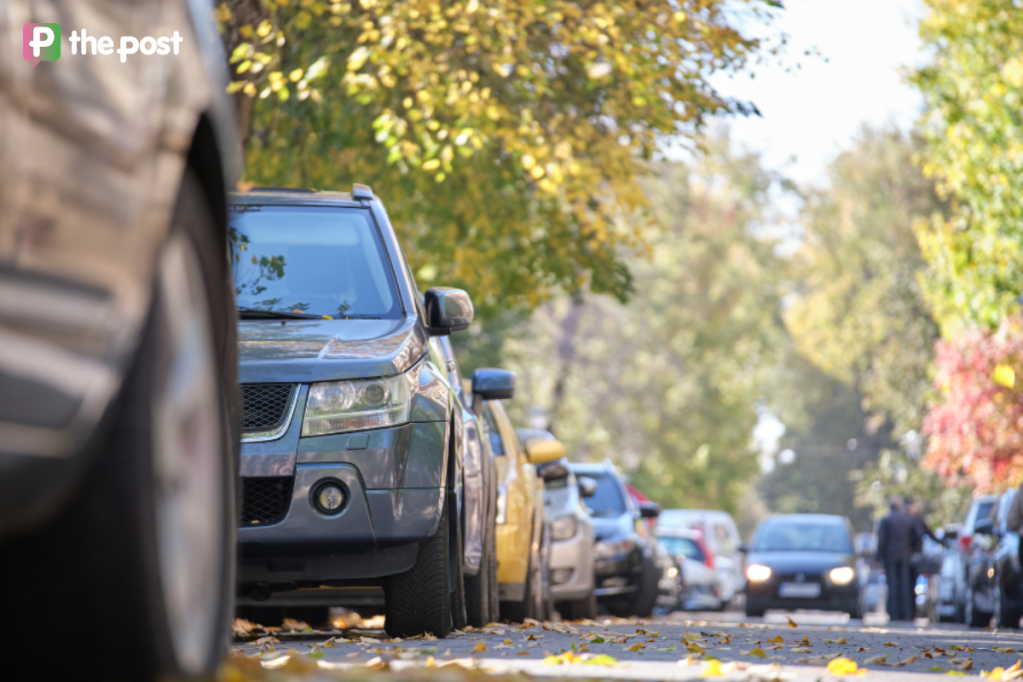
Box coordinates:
[385,491,455,637]
[0,175,236,678]
[966,585,991,628]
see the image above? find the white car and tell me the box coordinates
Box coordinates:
[658,509,744,608]
[657,527,721,610]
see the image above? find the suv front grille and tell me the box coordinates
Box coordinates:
[241,383,296,433]
[241,477,294,526]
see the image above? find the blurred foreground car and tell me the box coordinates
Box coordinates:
[744,514,860,617]
[570,460,660,617]
[478,386,560,620]
[518,428,598,620]
[659,508,744,608]
[230,187,487,638]
[658,527,721,610]
[0,1,241,677]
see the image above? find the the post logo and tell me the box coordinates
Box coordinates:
[23,23,61,67]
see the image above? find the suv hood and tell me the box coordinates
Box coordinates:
[238,318,428,384]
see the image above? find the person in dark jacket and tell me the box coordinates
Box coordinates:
[906,498,941,551]
[876,496,918,621]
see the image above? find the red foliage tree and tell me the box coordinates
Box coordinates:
[923,316,1023,492]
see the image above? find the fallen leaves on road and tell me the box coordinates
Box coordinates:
[471,642,487,653]
[786,617,798,628]
[824,637,848,644]
[985,660,1023,680]
[827,657,866,676]
[883,641,899,647]
[741,647,767,658]
[768,636,784,644]
[542,651,619,666]
[863,654,888,665]
[790,647,812,653]
[994,648,1017,654]
[892,655,918,667]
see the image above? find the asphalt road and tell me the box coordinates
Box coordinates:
[232,610,1023,680]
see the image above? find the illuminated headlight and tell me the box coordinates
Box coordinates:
[746,564,772,582]
[302,375,410,436]
[829,566,855,585]
[667,566,678,578]
[595,538,632,559]
[551,514,579,541]
[496,484,508,524]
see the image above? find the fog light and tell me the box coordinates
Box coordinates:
[551,568,572,585]
[313,482,347,515]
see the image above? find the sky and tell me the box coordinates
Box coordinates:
[715,0,926,187]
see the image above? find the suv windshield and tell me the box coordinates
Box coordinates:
[753,520,852,553]
[230,205,401,319]
[584,473,627,517]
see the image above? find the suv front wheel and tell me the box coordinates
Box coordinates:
[385,489,456,637]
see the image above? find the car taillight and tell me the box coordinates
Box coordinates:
[959,535,972,553]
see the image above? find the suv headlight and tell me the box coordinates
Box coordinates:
[303,375,411,436]
[594,538,632,559]
[551,514,579,541]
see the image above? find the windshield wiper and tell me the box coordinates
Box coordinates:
[238,307,322,320]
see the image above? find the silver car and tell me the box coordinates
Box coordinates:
[519,429,597,620]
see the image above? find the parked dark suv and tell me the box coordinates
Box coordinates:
[569,460,660,617]
[229,186,492,637]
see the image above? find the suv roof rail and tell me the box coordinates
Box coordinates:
[252,186,316,192]
[352,183,374,200]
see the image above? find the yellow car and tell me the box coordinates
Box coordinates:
[471,371,563,621]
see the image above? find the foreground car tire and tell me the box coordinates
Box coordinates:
[0,174,237,678]
[965,586,991,628]
[385,491,455,637]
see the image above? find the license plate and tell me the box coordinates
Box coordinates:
[779,582,821,598]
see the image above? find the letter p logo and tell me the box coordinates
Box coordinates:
[23,23,61,67]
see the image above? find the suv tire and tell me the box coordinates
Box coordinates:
[385,490,455,637]
[560,592,597,621]
[628,555,660,618]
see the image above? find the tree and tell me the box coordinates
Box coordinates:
[922,315,1023,493]
[216,0,781,313]
[784,127,942,437]
[913,0,1023,333]
[456,135,795,517]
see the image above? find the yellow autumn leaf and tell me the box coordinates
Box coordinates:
[701,660,723,677]
[743,647,767,658]
[827,658,860,675]
[472,642,487,652]
[787,617,798,628]
[994,364,1016,388]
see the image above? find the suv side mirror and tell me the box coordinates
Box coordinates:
[539,462,570,482]
[639,501,660,519]
[578,476,597,498]
[471,368,515,400]
[525,438,564,465]
[974,517,996,536]
[424,287,473,336]
[943,526,958,540]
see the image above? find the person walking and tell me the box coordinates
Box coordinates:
[876,496,918,621]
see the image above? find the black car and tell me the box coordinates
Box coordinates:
[966,491,1021,628]
[0,1,240,678]
[230,186,494,638]
[744,514,860,617]
[569,460,660,617]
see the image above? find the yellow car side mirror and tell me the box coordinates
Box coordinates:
[525,438,564,464]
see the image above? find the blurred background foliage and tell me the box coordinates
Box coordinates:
[219,0,781,315]
[217,0,1023,532]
